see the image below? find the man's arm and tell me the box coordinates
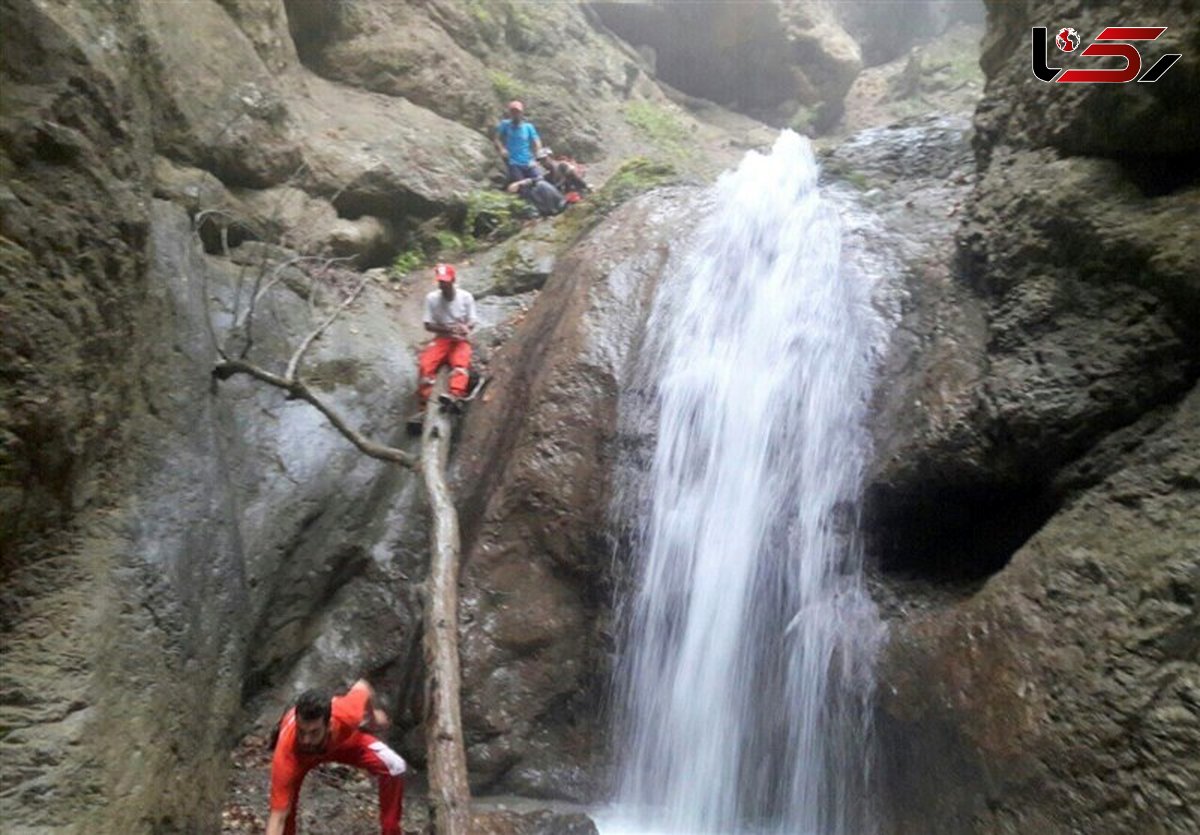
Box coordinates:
[425,321,456,336]
[266,808,289,835]
[493,123,508,158]
[349,678,390,730]
[466,295,478,332]
[266,744,298,835]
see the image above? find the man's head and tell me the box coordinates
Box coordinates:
[507,100,524,122]
[294,689,331,754]
[536,147,552,163]
[434,262,456,298]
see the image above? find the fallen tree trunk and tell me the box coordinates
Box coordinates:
[208,265,472,831]
[419,373,471,834]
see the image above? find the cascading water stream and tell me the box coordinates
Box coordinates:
[605,132,893,835]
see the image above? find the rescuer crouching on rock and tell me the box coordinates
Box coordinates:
[266,679,406,835]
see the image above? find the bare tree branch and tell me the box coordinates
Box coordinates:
[212,358,417,469]
[285,271,369,381]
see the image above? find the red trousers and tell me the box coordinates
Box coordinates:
[418,336,472,403]
[283,735,405,835]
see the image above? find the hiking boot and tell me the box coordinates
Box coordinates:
[437,393,463,414]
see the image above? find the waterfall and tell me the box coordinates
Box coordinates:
[605,132,892,835]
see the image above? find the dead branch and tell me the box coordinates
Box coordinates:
[284,271,368,380]
[212,358,416,468]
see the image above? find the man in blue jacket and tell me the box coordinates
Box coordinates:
[493,100,543,184]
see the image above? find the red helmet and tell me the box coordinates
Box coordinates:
[434,263,456,283]
[507,100,524,113]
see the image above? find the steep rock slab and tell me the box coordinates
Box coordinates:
[448,188,704,798]
[215,0,300,73]
[0,0,153,558]
[280,70,493,221]
[866,4,1199,581]
[868,0,1200,831]
[284,0,646,157]
[879,388,1200,834]
[136,0,302,187]
[1,202,427,832]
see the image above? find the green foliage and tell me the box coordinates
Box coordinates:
[820,157,872,191]
[789,105,818,135]
[434,230,470,253]
[488,70,523,103]
[624,100,690,146]
[390,249,424,280]
[623,100,698,166]
[553,157,680,244]
[464,189,530,241]
[594,157,680,212]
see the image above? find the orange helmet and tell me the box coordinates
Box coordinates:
[434,263,456,283]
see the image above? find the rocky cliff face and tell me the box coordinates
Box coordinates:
[868,1,1199,831]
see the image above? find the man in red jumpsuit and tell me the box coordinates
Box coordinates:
[418,262,477,408]
[266,680,406,835]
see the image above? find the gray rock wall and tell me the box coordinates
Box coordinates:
[868,1,1200,831]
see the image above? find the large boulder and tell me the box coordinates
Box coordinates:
[976,0,1200,158]
[447,187,704,798]
[284,0,652,159]
[864,3,1200,580]
[136,0,303,187]
[280,70,493,220]
[590,0,862,129]
[878,388,1200,834]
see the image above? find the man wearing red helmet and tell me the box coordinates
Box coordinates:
[493,100,543,185]
[417,263,476,408]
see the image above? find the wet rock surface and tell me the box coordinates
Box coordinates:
[448,187,703,799]
[864,1,1200,831]
[879,389,1200,834]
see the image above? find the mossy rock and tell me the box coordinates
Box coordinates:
[465,190,532,241]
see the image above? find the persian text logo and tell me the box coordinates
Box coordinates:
[1032,26,1182,83]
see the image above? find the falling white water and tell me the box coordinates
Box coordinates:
[606,132,893,835]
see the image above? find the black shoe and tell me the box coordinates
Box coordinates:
[437,394,463,414]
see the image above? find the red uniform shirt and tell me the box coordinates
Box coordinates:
[269,683,371,810]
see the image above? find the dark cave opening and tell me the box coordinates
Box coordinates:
[279,0,340,69]
[1114,151,1200,198]
[865,480,1059,584]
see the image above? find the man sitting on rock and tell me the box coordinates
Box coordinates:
[417,262,477,410]
[266,679,405,835]
[505,170,567,217]
[493,99,542,184]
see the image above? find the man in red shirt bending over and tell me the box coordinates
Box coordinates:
[266,679,406,835]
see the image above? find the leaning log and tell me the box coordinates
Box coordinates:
[419,373,471,834]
